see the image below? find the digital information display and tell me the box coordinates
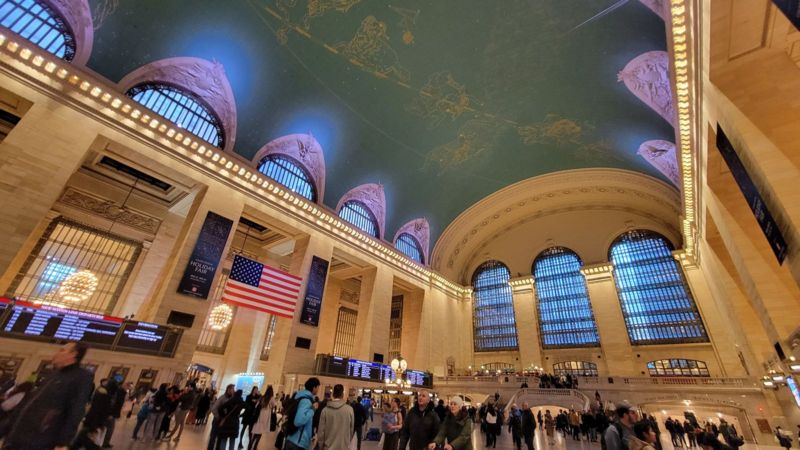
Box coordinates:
[0,297,181,357]
[315,354,433,388]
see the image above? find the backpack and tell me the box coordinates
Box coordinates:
[600,422,627,450]
[281,393,307,437]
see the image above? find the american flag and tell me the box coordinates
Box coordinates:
[222,255,303,318]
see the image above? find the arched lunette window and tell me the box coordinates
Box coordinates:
[533,246,600,348]
[339,200,379,238]
[609,230,708,345]
[257,154,316,202]
[472,260,518,352]
[553,361,598,377]
[127,83,225,148]
[647,359,709,377]
[0,0,76,60]
[395,232,424,264]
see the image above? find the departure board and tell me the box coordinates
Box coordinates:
[0,298,181,357]
[316,354,433,388]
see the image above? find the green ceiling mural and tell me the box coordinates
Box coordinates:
[86,0,675,244]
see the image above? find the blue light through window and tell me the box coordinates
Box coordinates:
[395,233,423,264]
[37,261,75,292]
[0,0,75,60]
[127,83,224,148]
[472,260,518,352]
[609,230,708,344]
[533,247,600,348]
[339,201,379,238]
[258,155,316,201]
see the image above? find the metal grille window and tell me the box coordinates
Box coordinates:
[533,247,600,348]
[338,201,379,238]
[7,217,142,314]
[127,83,225,148]
[260,314,278,360]
[196,269,235,354]
[332,307,357,357]
[553,361,598,377]
[388,295,403,361]
[395,233,423,264]
[647,359,709,377]
[472,260,518,352]
[609,230,708,344]
[257,155,316,201]
[0,0,75,60]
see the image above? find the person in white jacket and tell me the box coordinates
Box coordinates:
[249,386,276,450]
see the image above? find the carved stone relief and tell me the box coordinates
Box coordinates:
[117,57,238,152]
[58,187,161,234]
[336,183,386,239]
[638,0,667,21]
[393,217,431,265]
[44,0,94,66]
[251,133,326,201]
[638,140,680,188]
[618,51,676,128]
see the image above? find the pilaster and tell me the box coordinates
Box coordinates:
[353,265,393,361]
[510,277,542,369]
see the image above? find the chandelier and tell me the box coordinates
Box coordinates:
[57,270,99,303]
[385,356,411,389]
[208,303,233,330]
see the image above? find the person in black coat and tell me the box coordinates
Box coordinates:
[521,403,536,450]
[349,394,367,450]
[71,379,118,450]
[2,342,93,450]
[239,387,260,449]
[399,390,440,450]
[196,389,212,424]
[217,390,244,450]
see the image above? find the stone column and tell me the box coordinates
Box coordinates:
[582,264,636,376]
[0,103,96,288]
[511,277,543,369]
[353,264,393,362]
[140,182,246,369]
[264,234,334,386]
[399,287,425,368]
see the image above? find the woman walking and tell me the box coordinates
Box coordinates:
[381,401,402,450]
[249,387,275,450]
[428,396,472,450]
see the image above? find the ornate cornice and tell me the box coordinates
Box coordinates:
[58,187,161,234]
[638,140,680,188]
[618,51,676,128]
[393,217,430,265]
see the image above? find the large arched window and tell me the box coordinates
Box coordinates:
[257,154,316,201]
[339,200,379,238]
[0,0,76,60]
[472,261,518,352]
[609,230,708,344]
[553,361,598,377]
[395,233,424,264]
[533,247,600,348]
[126,83,225,148]
[647,359,709,377]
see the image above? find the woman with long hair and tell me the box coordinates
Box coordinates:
[249,386,275,450]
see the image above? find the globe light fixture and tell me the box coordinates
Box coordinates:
[208,303,233,330]
[387,356,411,389]
[57,270,99,303]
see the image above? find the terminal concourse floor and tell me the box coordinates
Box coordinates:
[104,416,785,450]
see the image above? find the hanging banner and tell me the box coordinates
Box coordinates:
[299,256,329,326]
[177,211,234,299]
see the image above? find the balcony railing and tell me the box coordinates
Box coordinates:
[577,376,755,387]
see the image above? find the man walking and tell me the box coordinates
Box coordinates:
[521,403,536,450]
[207,384,235,450]
[1,342,93,450]
[348,391,367,450]
[102,380,131,448]
[399,390,440,450]
[604,402,638,450]
[169,383,196,443]
[317,384,354,450]
[285,377,320,450]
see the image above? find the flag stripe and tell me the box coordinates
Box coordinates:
[259,276,301,296]
[263,267,302,286]
[224,299,293,319]
[223,290,294,313]
[225,281,297,306]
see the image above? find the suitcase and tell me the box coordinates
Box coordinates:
[365,428,381,441]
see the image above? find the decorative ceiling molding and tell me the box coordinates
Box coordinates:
[117,57,238,153]
[432,169,681,280]
[44,0,93,66]
[638,0,668,21]
[58,186,161,234]
[336,183,386,239]
[618,50,676,128]
[251,133,327,202]
[393,217,431,265]
[638,140,680,188]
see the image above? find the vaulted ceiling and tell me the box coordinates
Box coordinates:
[86,0,676,244]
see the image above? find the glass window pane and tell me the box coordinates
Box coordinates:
[609,230,708,345]
[257,155,316,201]
[395,233,423,264]
[0,0,75,60]
[339,201,379,238]
[647,359,709,377]
[472,261,518,352]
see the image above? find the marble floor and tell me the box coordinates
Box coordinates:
[102,416,786,450]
